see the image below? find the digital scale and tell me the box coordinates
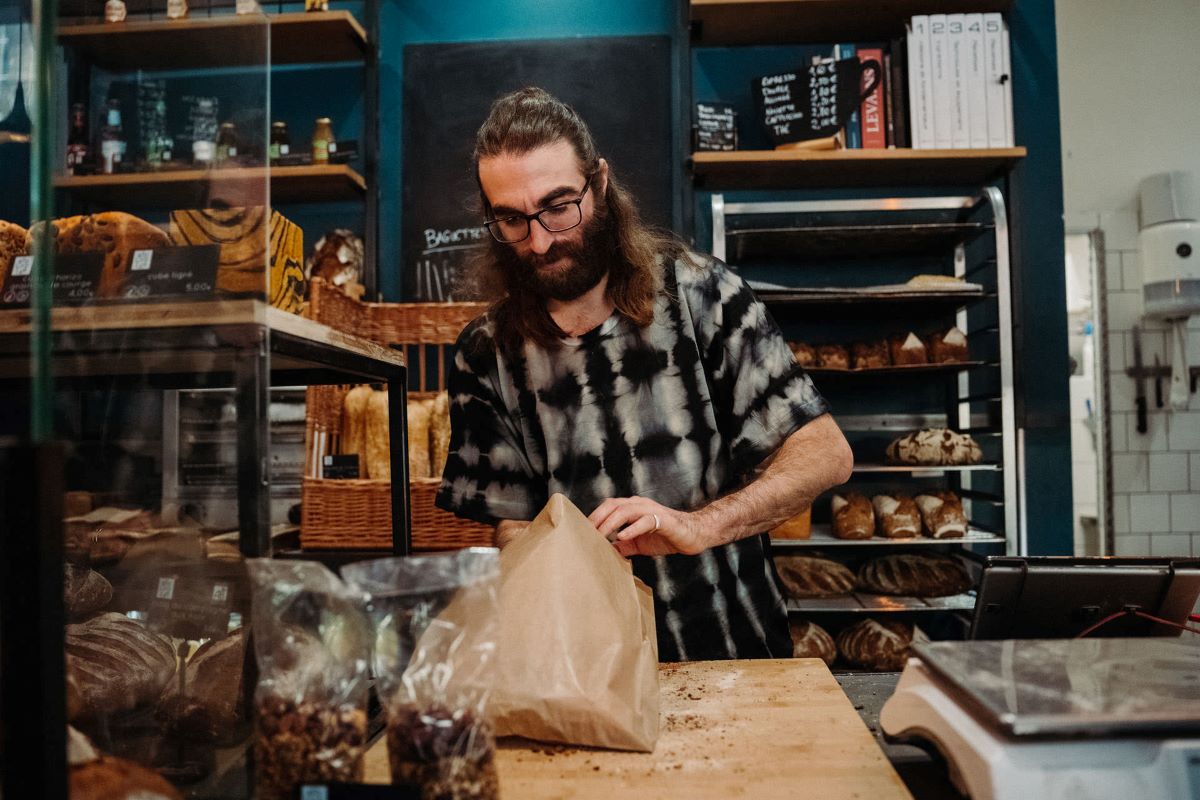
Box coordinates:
[880,639,1200,800]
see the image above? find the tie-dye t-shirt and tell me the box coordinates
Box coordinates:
[436,252,830,661]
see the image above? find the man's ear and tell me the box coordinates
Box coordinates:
[596,158,610,198]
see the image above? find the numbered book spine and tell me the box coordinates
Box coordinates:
[837,43,861,148]
[907,17,933,149]
[929,14,952,149]
[965,13,989,148]
[948,14,969,149]
[858,47,886,149]
[984,13,1013,147]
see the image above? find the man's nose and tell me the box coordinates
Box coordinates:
[528,221,554,255]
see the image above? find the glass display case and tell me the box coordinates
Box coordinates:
[0,1,403,796]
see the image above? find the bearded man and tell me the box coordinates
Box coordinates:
[435,87,853,662]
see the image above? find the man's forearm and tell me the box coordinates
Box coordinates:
[691,414,853,550]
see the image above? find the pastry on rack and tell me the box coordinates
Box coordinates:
[871,495,921,539]
[928,326,970,363]
[816,343,850,370]
[906,274,965,289]
[831,492,875,539]
[851,340,890,370]
[836,619,913,671]
[788,341,817,368]
[775,555,857,598]
[790,619,837,666]
[914,491,969,539]
[889,332,928,365]
[858,553,973,597]
[885,428,983,466]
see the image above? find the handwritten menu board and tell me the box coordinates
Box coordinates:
[694,102,738,151]
[753,60,846,145]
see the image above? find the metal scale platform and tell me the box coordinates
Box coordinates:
[880,638,1200,800]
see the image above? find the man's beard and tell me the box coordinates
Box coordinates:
[494,202,614,303]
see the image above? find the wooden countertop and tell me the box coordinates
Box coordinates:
[363,658,912,799]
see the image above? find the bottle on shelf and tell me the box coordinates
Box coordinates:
[98,98,126,175]
[269,121,291,163]
[104,0,126,22]
[66,102,90,175]
[215,122,239,166]
[311,117,335,165]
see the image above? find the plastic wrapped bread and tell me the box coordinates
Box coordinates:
[914,491,969,539]
[871,495,921,539]
[831,492,875,539]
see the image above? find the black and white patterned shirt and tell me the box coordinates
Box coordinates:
[435,252,831,661]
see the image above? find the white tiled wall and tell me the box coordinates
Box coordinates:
[1099,208,1200,556]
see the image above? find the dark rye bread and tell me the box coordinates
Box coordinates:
[837,619,913,671]
[66,613,176,715]
[64,565,113,620]
[790,620,836,666]
[858,554,972,597]
[775,555,856,598]
[157,629,247,740]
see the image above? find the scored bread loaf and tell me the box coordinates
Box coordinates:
[832,492,875,539]
[66,613,176,716]
[775,555,856,598]
[889,332,928,366]
[64,565,113,620]
[928,326,969,363]
[816,343,850,370]
[836,619,913,671]
[430,391,451,479]
[851,340,890,370]
[790,620,837,666]
[365,388,392,480]
[156,628,246,741]
[871,495,921,539]
[340,385,373,477]
[71,754,183,800]
[858,554,972,597]
[885,428,983,466]
[914,492,969,538]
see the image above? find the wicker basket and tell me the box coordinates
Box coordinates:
[301,280,493,551]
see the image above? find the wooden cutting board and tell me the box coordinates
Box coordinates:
[363,658,912,799]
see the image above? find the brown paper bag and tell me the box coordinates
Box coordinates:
[490,493,660,752]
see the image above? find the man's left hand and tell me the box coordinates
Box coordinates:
[588,496,708,557]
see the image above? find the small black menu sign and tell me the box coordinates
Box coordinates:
[147,573,232,640]
[301,785,420,800]
[1,252,104,307]
[323,454,361,480]
[694,102,738,151]
[753,72,807,145]
[117,245,220,302]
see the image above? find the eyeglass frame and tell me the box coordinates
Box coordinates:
[482,173,595,244]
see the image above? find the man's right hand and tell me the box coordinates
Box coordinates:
[494,519,531,549]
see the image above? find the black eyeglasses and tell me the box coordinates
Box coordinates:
[484,177,592,244]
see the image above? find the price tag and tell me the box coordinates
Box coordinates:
[147,573,233,640]
[115,245,220,303]
[0,252,104,307]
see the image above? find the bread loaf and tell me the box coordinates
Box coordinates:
[771,508,812,539]
[914,492,968,538]
[928,326,969,363]
[54,212,171,298]
[816,343,850,370]
[0,220,29,290]
[365,388,392,480]
[65,613,176,716]
[64,565,113,620]
[790,620,836,666]
[71,755,183,800]
[340,385,373,477]
[775,555,856,598]
[906,274,964,288]
[871,495,920,539]
[403,396,432,480]
[788,341,816,368]
[851,340,890,369]
[836,619,913,671]
[430,391,451,479]
[831,492,874,539]
[885,428,983,466]
[889,332,928,365]
[157,628,246,740]
[858,554,972,597]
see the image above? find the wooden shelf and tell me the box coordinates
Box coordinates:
[58,11,368,70]
[692,148,1026,189]
[786,592,976,613]
[54,164,366,208]
[773,525,1004,548]
[853,462,1000,474]
[690,0,1012,46]
[805,361,991,378]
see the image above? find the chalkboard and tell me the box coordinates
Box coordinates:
[401,37,673,301]
[753,59,882,146]
[694,102,738,151]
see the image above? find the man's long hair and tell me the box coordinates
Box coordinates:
[470,87,684,353]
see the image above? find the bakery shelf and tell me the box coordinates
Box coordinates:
[729,222,990,260]
[754,288,990,318]
[786,592,977,614]
[692,148,1027,189]
[805,361,992,378]
[54,164,367,208]
[57,11,368,70]
[853,463,1001,474]
[690,0,1012,46]
[772,526,1005,549]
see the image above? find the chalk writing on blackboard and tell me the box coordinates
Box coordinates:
[754,73,806,144]
[694,102,738,151]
